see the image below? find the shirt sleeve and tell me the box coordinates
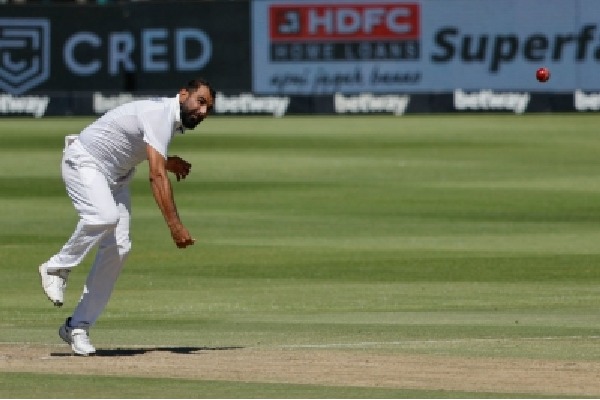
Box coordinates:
[139,103,173,159]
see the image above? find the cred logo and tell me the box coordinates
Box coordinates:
[0,18,50,95]
[269,3,420,61]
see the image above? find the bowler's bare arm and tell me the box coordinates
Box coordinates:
[147,144,195,248]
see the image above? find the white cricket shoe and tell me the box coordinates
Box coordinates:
[59,318,96,356]
[39,263,70,307]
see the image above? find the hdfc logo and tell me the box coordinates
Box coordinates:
[269,3,420,61]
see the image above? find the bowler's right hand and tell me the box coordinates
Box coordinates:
[170,223,195,248]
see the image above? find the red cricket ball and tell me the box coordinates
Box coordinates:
[536,67,550,83]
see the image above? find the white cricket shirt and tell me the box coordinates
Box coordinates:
[78,95,184,184]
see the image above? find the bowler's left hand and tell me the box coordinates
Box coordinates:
[166,156,191,181]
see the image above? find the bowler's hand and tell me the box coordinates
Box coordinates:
[170,223,196,248]
[166,156,191,182]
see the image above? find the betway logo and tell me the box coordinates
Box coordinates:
[454,89,530,114]
[215,93,290,117]
[335,93,409,115]
[93,92,150,114]
[574,90,600,111]
[0,94,49,118]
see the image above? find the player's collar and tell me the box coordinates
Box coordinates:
[174,94,185,135]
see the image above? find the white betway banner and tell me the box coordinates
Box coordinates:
[252,0,600,94]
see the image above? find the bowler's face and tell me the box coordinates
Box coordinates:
[179,86,214,129]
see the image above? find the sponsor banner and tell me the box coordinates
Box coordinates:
[574,90,600,111]
[0,2,250,95]
[252,0,600,94]
[334,93,410,115]
[0,94,50,118]
[216,92,291,117]
[0,91,593,118]
[453,90,530,114]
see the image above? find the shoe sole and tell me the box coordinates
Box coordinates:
[72,348,96,356]
[39,264,63,307]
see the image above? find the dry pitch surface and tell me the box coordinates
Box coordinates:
[1,343,600,397]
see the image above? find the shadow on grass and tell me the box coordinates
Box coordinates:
[51,346,243,357]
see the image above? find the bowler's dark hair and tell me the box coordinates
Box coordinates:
[185,78,216,100]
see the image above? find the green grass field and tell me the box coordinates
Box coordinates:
[1,114,600,398]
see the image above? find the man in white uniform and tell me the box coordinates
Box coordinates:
[38,78,215,356]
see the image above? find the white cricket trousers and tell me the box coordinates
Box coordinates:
[45,138,132,330]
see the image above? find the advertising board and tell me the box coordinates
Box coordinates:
[252,0,600,94]
[0,2,250,95]
[2,0,600,116]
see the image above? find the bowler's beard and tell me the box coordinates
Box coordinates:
[180,102,200,129]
